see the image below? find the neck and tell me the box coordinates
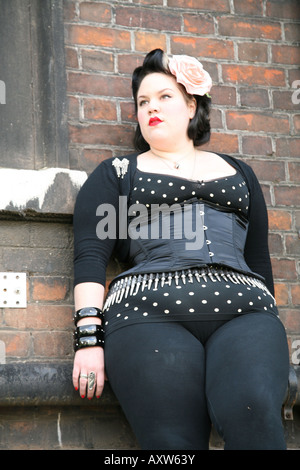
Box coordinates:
[150,144,195,163]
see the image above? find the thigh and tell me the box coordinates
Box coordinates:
[205,313,290,449]
[105,322,211,450]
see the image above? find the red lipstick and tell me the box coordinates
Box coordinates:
[149,117,162,126]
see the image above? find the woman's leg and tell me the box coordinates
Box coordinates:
[205,313,289,450]
[105,322,211,450]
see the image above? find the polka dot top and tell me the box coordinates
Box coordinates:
[130,169,250,216]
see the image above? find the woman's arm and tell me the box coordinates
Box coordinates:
[72,282,106,399]
[72,158,122,399]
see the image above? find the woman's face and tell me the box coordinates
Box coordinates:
[136,73,196,151]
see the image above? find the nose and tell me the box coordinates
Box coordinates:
[148,99,160,114]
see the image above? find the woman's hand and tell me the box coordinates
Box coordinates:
[72,282,106,399]
[72,346,105,399]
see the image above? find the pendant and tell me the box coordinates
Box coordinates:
[174,162,180,169]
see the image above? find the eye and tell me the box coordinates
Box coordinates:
[161,94,171,100]
[138,99,148,107]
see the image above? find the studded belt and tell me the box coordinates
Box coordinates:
[103,266,272,310]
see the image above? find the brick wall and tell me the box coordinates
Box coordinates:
[63,0,300,362]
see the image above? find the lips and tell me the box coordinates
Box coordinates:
[149,116,162,126]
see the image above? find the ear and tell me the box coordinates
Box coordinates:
[188,97,197,119]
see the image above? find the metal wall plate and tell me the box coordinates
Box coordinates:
[0,272,27,308]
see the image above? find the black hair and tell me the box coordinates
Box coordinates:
[131,49,211,152]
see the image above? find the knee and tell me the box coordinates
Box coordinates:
[208,386,285,449]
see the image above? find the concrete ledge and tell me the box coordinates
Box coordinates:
[0,362,117,407]
[0,168,87,217]
[0,362,299,411]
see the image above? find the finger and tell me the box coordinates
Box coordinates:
[79,372,88,398]
[72,364,80,391]
[95,375,105,399]
[86,371,96,400]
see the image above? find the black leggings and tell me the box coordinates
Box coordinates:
[105,313,289,450]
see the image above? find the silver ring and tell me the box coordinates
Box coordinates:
[88,371,96,390]
[80,373,88,379]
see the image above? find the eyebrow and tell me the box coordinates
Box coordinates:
[137,88,174,99]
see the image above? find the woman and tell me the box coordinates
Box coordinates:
[72,49,289,450]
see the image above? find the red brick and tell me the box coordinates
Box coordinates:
[117,53,144,75]
[222,64,285,86]
[226,111,289,134]
[266,0,300,20]
[210,86,236,106]
[83,149,113,172]
[134,31,167,52]
[84,98,117,121]
[273,90,297,111]
[120,101,136,123]
[288,69,300,86]
[210,109,223,129]
[202,132,239,154]
[32,277,69,302]
[67,72,131,98]
[81,49,114,72]
[65,46,79,69]
[268,209,292,231]
[115,6,181,31]
[1,332,31,358]
[171,36,234,60]
[33,332,72,358]
[238,42,268,63]
[268,232,284,255]
[274,186,300,207]
[168,0,230,10]
[240,88,270,108]
[271,258,297,281]
[246,159,285,182]
[286,234,300,257]
[288,162,300,183]
[63,0,77,22]
[79,2,112,23]
[242,136,273,156]
[285,23,300,42]
[218,17,282,40]
[4,305,72,329]
[183,14,215,35]
[291,285,300,306]
[275,138,300,158]
[280,309,300,335]
[132,0,163,5]
[233,0,263,16]
[294,115,300,134]
[274,282,289,306]
[69,123,135,148]
[65,25,131,49]
[261,184,272,205]
[68,96,80,119]
[272,45,300,65]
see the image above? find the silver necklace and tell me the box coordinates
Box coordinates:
[151,149,197,179]
[151,149,195,170]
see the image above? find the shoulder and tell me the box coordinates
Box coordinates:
[90,153,138,178]
[216,153,259,189]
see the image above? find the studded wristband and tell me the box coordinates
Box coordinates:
[73,324,105,352]
[74,307,104,326]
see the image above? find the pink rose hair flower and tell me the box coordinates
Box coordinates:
[168,55,212,97]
